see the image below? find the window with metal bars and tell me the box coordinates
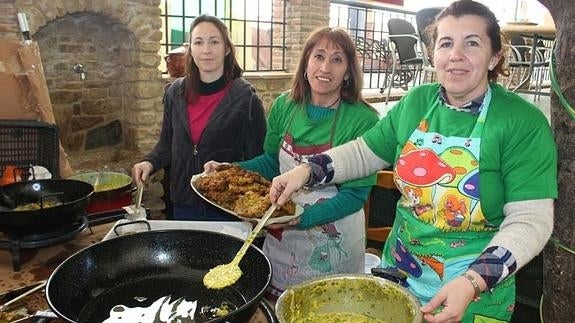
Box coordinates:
[159,0,287,73]
[330,0,416,90]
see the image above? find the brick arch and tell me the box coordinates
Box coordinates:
[16,0,162,45]
[15,0,165,152]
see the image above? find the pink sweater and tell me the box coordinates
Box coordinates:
[187,86,228,143]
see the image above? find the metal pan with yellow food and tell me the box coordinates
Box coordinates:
[190,165,302,225]
[0,179,93,228]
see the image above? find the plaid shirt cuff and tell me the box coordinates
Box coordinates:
[469,246,518,290]
[303,154,334,188]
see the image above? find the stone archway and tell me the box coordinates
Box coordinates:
[15,0,165,154]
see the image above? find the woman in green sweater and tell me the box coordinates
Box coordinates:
[206,26,379,300]
[270,1,557,322]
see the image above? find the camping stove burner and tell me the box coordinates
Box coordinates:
[0,216,89,271]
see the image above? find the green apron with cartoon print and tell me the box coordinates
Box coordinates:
[382,87,515,322]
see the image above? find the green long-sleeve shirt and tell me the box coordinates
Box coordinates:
[239,94,379,228]
[240,153,371,229]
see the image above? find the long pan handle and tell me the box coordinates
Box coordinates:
[135,182,144,211]
[0,280,47,312]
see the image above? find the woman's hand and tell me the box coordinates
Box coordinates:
[203,160,228,173]
[270,164,311,206]
[132,161,154,185]
[420,271,485,322]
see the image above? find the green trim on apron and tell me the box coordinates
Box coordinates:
[383,86,515,322]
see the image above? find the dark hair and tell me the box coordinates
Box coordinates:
[184,15,243,102]
[430,0,509,82]
[290,27,364,104]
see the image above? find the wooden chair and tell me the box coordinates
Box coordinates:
[364,170,400,244]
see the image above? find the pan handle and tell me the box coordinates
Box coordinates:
[9,310,59,323]
[0,280,47,312]
[112,219,151,236]
[371,266,408,287]
[0,190,16,209]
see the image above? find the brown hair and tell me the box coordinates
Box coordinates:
[184,15,243,103]
[290,27,364,104]
[429,0,509,82]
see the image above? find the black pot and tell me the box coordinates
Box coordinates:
[0,179,93,228]
[46,230,272,323]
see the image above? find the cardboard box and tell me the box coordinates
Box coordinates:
[0,40,72,177]
[0,40,42,119]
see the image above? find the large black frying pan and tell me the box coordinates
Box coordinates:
[46,230,272,323]
[0,179,93,227]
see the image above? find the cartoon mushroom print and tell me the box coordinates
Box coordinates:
[439,146,478,189]
[392,238,422,278]
[396,148,456,186]
[458,168,480,200]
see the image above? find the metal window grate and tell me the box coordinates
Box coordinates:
[330,0,417,90]
[159,0,286,73]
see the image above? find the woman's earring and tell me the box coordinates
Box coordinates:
[488,65,493,71]
[304,72,308,80]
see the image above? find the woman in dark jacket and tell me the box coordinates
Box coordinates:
[132,15,266,220]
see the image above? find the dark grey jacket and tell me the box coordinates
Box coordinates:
[145,77,266,206]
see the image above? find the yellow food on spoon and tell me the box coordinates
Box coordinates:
[203,263,242,290]
[203,205,277,289]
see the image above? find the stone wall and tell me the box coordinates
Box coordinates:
[36,13,133,151]
[2,0,165,155]
[244,72,293,113]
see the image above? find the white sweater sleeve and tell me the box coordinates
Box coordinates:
[322,136,553,271]
[487,199,554,269]
[324,137,391,183]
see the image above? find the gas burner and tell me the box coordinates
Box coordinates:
[0,208,140,272]
[86,208,132,226]
[0,216,89,271]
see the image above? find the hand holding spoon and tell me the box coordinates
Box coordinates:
[203,204,277,289]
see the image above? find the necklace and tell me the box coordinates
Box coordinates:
[314,97,341,109]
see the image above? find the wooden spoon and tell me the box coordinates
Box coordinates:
[203,204,277,289]
[135,182,144,212]
[92,172,101,191]
[126,182,145,221]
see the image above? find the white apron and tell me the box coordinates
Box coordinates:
[264,107,365,298]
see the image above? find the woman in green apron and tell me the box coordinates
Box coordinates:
[270,1,557,322]
[205,27,379,300]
